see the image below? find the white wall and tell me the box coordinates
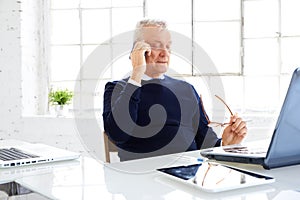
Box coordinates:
[0,0,106,161]
[0,0,22,139]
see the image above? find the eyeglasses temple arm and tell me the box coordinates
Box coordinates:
[215,95,234,116]
[200,95,211,123]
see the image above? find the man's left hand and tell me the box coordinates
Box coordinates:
[222,115,247,146]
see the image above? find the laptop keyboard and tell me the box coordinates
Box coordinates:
[0,148,39,161]
[223,146,266,154]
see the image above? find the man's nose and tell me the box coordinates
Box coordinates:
[159,47,170,56]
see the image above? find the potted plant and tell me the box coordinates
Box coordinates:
[49,89,74,116]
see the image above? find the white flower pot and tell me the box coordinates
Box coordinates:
[55,105,66,117]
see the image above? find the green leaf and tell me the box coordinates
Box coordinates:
[49,89,74,105]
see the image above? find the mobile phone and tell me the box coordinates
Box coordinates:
[128,45,149,59]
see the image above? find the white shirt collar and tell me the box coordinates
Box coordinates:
[142,74,165,80]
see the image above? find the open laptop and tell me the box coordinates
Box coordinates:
[201,67,300,169]
[0,139,80,168]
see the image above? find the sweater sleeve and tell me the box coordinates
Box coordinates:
[191,88,221,149]
[102,80,141,144]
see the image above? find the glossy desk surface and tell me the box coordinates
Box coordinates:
[1,148,300,200]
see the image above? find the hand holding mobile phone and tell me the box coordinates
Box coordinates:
[129,41,151,83]
[130,41,151,66]
[130,41,151,58]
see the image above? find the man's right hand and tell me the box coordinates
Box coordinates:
[130,41,151,84]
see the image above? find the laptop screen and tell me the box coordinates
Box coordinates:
[264,67,300,169]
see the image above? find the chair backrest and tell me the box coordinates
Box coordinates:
[103,131,118,163]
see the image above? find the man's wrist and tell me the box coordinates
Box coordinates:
[128,78,141,87]
[130,71,144,85]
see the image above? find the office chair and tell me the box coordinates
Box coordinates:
[103,131,118,163]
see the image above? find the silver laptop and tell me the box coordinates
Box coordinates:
[201,67,300,169]
[0,139,80,168]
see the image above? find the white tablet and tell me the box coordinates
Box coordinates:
[157,162,275,193]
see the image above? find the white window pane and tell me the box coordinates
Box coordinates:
[281,0,300,36]
[112,0,143,7]
[50,81,80,93]
[51,10,80,44]
[210,76,244,124]
[82,62,112,80]
[147,0,191,23]
[184,76,211,107]
[243,38,278,75]
[101,67,112,80]
[83,44,112,79]
[219,76,244,111]
[194,22,241,74]
[168,28,193,75]
[168,23,192,40]
[281,37,300,74]
[81,80,99,95]
[280,75,292,105]
[82,45,98,62]
[244,77,279,111]
[94,95,102,109]
[194,0,240,21]
[111,44,132,80]
[167,54,192,76]
[82,9,111,44]
[243,0,278,38]
[95,80,108,109]
[51,0,79,9]
[112,7,144,37]
[80,93,96,110]
[50,46,80,81]
[81,0,111,8]
[111,54,132,80]
[82,45,112,79]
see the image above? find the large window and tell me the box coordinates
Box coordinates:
[48,0,300,117]
[194,0,241,75]
[49,0,144,113]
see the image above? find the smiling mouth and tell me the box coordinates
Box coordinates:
[157,61,168,64]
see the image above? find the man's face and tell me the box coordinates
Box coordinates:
[142,26,172,76]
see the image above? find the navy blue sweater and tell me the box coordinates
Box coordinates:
[103,76,221,161]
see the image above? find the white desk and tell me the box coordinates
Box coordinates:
[1,150,299,200]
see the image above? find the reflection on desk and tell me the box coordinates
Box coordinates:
[0,181,50,199]
[1,151,299,200]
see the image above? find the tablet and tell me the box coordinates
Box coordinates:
[157,162,275,192]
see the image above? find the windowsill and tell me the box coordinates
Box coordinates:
[22,114,74,119]
[22,109,102,119]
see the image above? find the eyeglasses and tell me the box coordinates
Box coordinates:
[192,162,232,186]
[200,95,234,128]
[149,44,171,52]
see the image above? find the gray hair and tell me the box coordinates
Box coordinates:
[133,19,168,44]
